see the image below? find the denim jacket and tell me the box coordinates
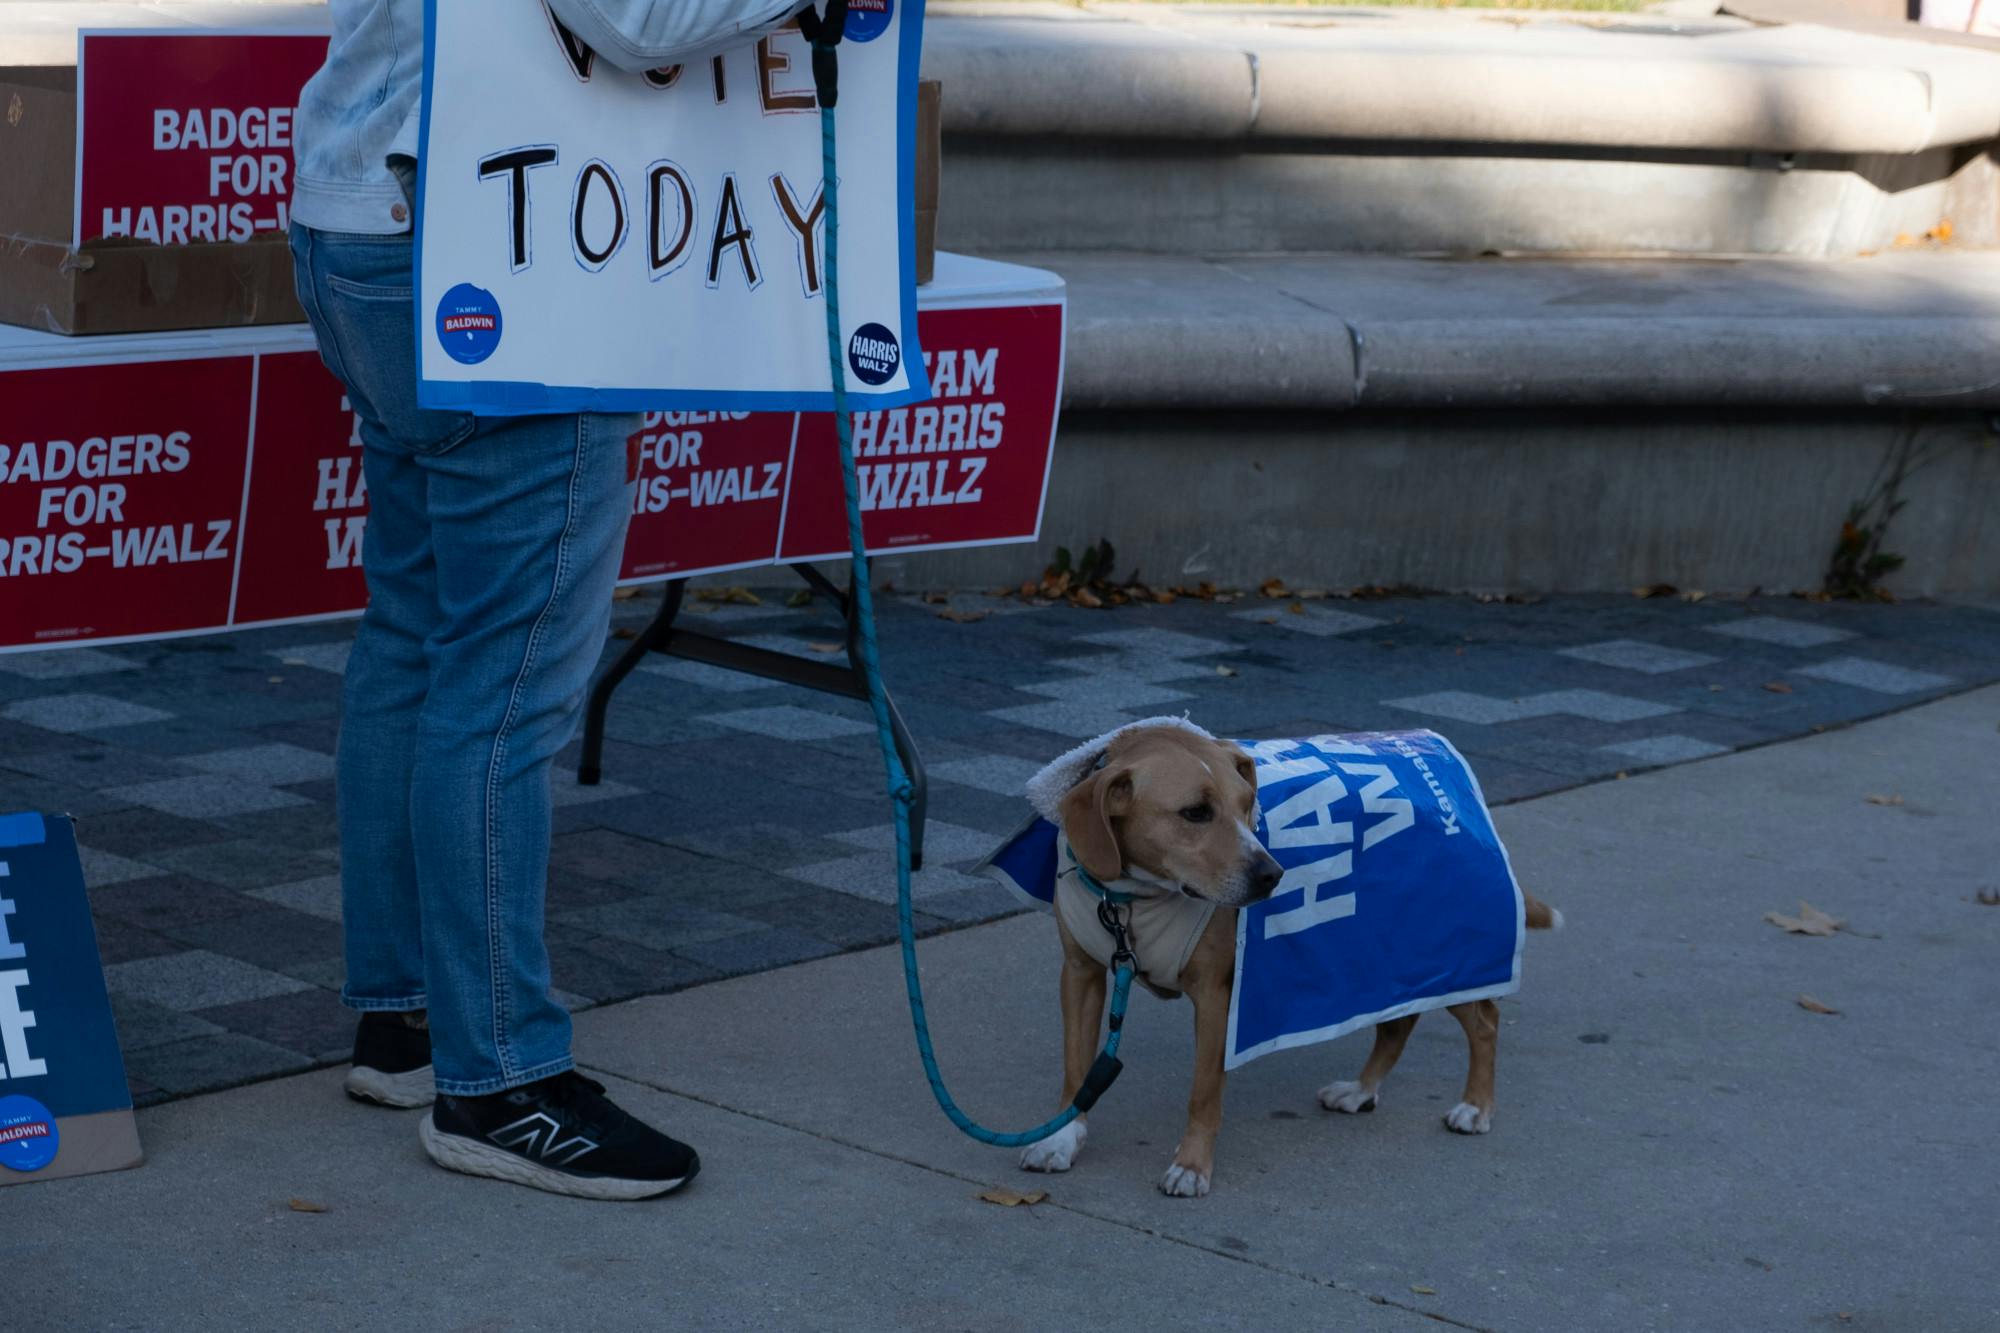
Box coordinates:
[292,0,808,235]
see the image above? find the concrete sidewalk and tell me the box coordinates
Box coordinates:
[14,688,1999,1330]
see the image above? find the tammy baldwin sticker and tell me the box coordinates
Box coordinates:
[0,1096,59,1173]
[436,283,504,364]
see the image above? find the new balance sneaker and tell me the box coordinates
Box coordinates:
[419,1071,700,1201]
[344,1011,436,1108]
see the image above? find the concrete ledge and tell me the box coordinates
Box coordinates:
[1058,255,1357,410]
[923,5,2000,155]
[1041,251,2000,411]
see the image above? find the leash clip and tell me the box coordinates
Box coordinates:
[1097,899,1136,970]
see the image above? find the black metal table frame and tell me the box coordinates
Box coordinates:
[577,564,929,868]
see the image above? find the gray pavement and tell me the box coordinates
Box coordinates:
[12,685,1998,1330]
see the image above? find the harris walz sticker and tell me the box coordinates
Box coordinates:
[848,322,901,386]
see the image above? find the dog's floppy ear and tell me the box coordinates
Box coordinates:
[1060,765,1133,883]
[1224,742,1257,791]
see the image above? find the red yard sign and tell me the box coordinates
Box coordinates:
[0,291,1063,653]
[621,412,797,580]
[779,303,1063,562]
[0,357,255,647]
[75,32,330,247]
[232,351,372,625]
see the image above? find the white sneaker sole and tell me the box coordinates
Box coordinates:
[344,1064,437,1109]
[418,1113,693,1201]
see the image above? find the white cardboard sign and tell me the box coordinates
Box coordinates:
[416,0,927,415]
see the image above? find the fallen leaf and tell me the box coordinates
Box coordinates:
[1975,888,1999,907]
[1762,681,1794,694]
[1071,587,1104,609]
[787,589,814,608]
[936,608,989,624]
[1615,771,1629,780]
[694,586,762,607]
[612,627,638,640]
[1215,664,1238,677]
[1260,577,1288,599]
[1633,583,1678,599]
[1707,684,1725,693]
[1680,589,1707,603]
[1863,793,1903,807]
[1288,601,1306,615]
[806,641,843,655]
[288,1198,328,1214]
[1796,994,1841,1016]
[1410,1285,1437,1296]
[612,586,642,601]
[267,675,284,684]
[1763,901,1845,937]
[977,1187,1047,1207]
[922,591,950,605]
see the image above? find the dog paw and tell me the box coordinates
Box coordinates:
[1443,1101,1492,1135]
[1317,1080,1378,1114]
[1159,1162,1211,1198]
[1019,1120,1085,1173]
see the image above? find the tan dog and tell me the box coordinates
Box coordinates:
[1019,724,1560,1197]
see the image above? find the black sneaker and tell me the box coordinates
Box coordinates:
[419,1071,700,1201]
[344,1011,436,1108]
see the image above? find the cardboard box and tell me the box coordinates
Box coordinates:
[0,64,305,335]
[917,79,941,285]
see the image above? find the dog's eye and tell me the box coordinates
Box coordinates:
[1179,803,1213,824]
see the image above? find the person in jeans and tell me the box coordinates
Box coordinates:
[290,0,805,1200]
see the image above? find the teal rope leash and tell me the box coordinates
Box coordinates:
[805,5,1131,1149]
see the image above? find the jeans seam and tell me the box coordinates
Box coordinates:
[292,228,353,389]
[434,1053,574,1100]
[481,412,591,1083]
[343,991,428,1012]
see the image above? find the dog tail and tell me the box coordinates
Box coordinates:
[1522,892,1564,931]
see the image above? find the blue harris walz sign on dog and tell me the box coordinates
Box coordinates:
[982,730,1524,1070]
[0,813,142,1186]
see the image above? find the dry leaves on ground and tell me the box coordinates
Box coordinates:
[1863,793,1904,807]
[1796,995,1841,1016]
[1409,1285,1437,1296]
[1764,901,1846,937]
[287,1198,329,1214]
[1762,681,1794,694]
[786,589,814,608]
[693,586,762,606]
[977,1188,1047,1207]
[1976,888,2000,907]
[1215,664,1239,678]
[805,641,843,655]
[936,608,989,624]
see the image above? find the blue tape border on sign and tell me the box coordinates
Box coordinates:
[414,0,932,416]
[0,812,47,849]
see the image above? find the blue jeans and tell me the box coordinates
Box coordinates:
[289,223,637,1096]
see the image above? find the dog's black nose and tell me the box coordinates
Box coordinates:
[1250,855,1283,900]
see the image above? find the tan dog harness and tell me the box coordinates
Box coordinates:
[1053,841,1219,1000]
